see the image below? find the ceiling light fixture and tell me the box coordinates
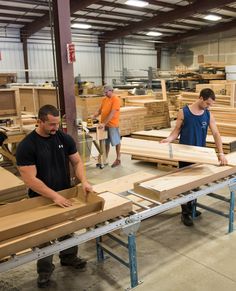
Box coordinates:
[125,0,149,8]
[146,31,163,36]
[71,23,92,29]
[204,14,222,21]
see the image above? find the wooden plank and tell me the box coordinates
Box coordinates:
[161,79,167,101]
[121,137,219,165]
[134,162,236,202]
[131,130,236,154]
[0,186,104,242]
[93,171,156,194]
[0,167,26,195]
[0,192,132,259]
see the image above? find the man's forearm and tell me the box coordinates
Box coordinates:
[24,177,60,200]
[213,133,224,154]
[74,160,87,184]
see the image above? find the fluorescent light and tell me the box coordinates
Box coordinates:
[125,0,149,8]
[146,31,163,36]
[71,23,92,29]
[204,14,222,21]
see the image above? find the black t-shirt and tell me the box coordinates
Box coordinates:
[16,130,77,197]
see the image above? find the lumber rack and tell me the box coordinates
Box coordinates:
[1,175,236,289]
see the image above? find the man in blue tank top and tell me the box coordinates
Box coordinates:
[161,88,227,227]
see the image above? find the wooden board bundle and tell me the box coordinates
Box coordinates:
[0,191,132,259]
[131,129,236,154]
[120,95,156,106]
[119,106,146,136]
[121,137,219,165]
[0,186,104,242]
[76,96,104,120]
[125,100,170,130]
[0,167,27,203]
[134,159,236,202]
[210,107,236,136]
[196,83,235,96]
[179,92,233,107]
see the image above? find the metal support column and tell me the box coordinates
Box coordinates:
[128,233,138,289]
[96,236,105,262]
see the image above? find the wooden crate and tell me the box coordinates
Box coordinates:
[13,86,58,114]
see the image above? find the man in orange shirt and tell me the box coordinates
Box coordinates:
[93,85,121,167]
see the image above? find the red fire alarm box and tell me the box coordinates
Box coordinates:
[67,43,76,63]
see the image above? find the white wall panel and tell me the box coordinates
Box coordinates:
[0,40,25,82]
[0,37,167,85]
[28,42,54,83]
[74,45,101,85]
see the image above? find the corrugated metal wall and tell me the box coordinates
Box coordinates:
[0,37,160,85]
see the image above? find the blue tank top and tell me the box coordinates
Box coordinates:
[179,105,210,147]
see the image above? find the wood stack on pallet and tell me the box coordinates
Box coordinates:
[131,129,236,154]
[178,92,233,108]
[125,100,170,130]
[195,82,236,96]
[120,94,155,107]
[119,106,146,136]
[76,95,104,120]
[210,107,236,136]
[0,167,27,204]
[121,137,219,165]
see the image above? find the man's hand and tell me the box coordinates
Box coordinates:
[98,123,105,129]
[160,137,171,143]
[218,153,228,166]
[82,181,93,198]
[53,194,73,208]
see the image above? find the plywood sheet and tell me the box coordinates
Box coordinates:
[0,192,132,259]
[121,137,219,165]
[134,162,236,202]
[0,167,26,196]
[0,186,104,241]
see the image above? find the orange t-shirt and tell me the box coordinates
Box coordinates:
[100,95,120,127]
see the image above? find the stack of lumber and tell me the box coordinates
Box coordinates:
[125,100,170,130]
[210,107,236,136]
[120,94,155,106]
[0,167,27,203]
[76,96,104,120]
[121,137,219,165]
[134,159,236,202]
[119,106,147,136]
[155,91,180,120]
[0,186,132,259]
[178,92,233,107]
[195,83,235,96]
[131,129,236,154]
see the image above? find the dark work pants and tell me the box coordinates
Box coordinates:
[37,234,78,274]
[179,161,196,215]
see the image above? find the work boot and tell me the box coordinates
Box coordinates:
[37,264,55,288]
[194,209,202,218]
[61,256,87,270]
[181,213,194,227]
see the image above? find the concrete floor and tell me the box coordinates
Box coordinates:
[1,149,236,291]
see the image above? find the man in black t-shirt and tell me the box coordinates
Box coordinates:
[16,104,93,288]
